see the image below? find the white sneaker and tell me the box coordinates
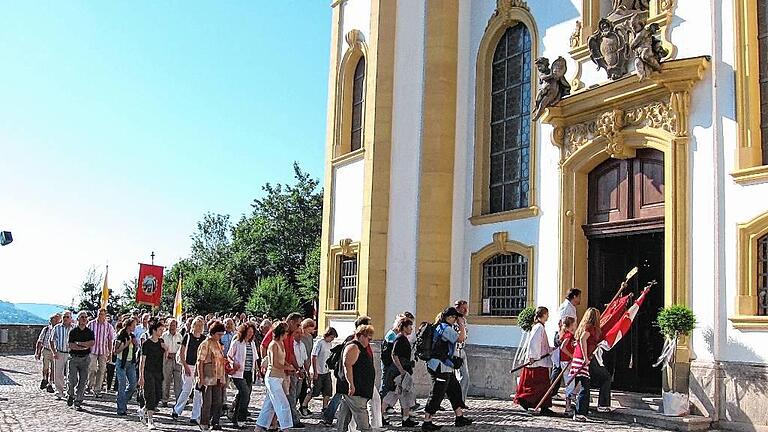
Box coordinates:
[573,413,587,422]
[596,406,612,413]
[137,408,145,421]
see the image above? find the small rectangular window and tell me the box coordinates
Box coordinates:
[482,253,528,316]
[338,255,358,311]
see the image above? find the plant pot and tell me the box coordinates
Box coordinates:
[661,391,689,416]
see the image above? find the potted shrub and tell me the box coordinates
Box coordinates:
[512,306,536,376]
[655,305,696,416]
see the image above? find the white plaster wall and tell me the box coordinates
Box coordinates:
[717,0,768,365]
[385,0,426,322]
[329,319,356,341]
[331,158,364,244]
[340,0,372,46]
[453,1,580,346]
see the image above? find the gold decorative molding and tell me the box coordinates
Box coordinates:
[339,238,355,257]
[568,0,677,92]
[472,1,539,223]
[469,206,540,225]
[731,165,768,185]
[469,234,535,325]
[729,315,768,331]
[732,0,766,173]
[332,31,368,159]
[734,211,768,319]
[545,56,708,165]
[345,29,365,50]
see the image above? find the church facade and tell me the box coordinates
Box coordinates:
[317,0,768,429]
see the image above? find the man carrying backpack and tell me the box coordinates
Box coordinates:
[417,307,473,432]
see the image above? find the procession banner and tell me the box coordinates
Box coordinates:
[593,287,651,366]
[173,275,183,322]
[100,265,110,310]
[136,263,165,307]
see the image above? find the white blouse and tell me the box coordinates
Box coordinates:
[526,323,553,369]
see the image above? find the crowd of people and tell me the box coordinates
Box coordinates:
[32,300,476,432]
[33,291,616,431]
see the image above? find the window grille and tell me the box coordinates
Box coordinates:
[338,255,358,311]
[758,234,768,316]
[482,253,528,316]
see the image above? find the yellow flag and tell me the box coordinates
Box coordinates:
[100,265,109,310]
[173,274,183,322]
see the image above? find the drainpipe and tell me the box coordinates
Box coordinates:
[710,0,722,424]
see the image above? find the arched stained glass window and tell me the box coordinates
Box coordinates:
[350,57,366,152]
[489,23,532,213]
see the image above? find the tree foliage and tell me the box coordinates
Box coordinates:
[297,242,321,303]
[77,267,133,316]
[246,275,300,319]
[182,267,239,316]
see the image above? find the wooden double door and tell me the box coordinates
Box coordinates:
[585,148,665,394]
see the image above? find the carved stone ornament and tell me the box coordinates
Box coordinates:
[495,0,529,13]
[629,14,669,81]
[588,18,631,80]
[492,232,511,255]
[559,99,678,161]
[610,0,650,19]
[339,238,354,257]
[532,56,571,121]
[570,20,582,49]
[345,29,364,49]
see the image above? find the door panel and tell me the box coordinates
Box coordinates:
[588,233,664,394]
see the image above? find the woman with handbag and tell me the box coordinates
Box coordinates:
[197,321,228,431]
[227,322,258,429]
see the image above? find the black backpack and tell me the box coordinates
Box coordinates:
[414,321,448,361]
[326,343,345,378]
[381,338,394,367]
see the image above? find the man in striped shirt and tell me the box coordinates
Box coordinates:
[50,311,74,399]
[36,313,61,393]
[86,308,115,397]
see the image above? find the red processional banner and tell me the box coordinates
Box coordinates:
[136,263,165,307]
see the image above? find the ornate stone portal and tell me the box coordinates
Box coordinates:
[542,56,709,392]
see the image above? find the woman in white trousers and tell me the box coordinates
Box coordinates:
[256,322,295,432]
[172,318,205,423]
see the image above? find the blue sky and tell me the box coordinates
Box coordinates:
[0,1,330,305]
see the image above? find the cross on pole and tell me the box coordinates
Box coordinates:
[151,251,155,265]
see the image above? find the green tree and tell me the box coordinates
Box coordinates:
[246,275,300,319]
[190,213,232,268]
[183,267,239,316]
[229,163,322,300]
[76,266,124,316]
[297,242,321,302]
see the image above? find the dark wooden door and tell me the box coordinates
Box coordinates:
[585,149,665,394]
[588,233,664,394]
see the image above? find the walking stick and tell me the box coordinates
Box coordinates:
[509,353,550,374]
[532,360,572,413]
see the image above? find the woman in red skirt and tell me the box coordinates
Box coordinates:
[514,306,555,415]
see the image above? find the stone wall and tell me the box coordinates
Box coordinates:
[690,360,768,432]
[0,324,45,354]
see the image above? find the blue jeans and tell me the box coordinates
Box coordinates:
[116,359,137,414]
[323,393,342,423]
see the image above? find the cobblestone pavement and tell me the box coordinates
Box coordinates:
[0,355,680,432]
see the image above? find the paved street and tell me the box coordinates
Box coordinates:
[0,354,676,432]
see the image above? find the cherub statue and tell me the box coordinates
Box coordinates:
[570,20,582,48]
[630,14,669,80]
[532,56,571,121]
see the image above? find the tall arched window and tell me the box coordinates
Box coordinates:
[482,252,529,316]
[759,233,768,316]
[489,24,532,213]
[350,57,366,152]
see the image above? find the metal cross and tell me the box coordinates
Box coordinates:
[151,251,155,265]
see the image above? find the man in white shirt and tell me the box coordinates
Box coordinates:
[161,318,184,407]
[558,288,581,326]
